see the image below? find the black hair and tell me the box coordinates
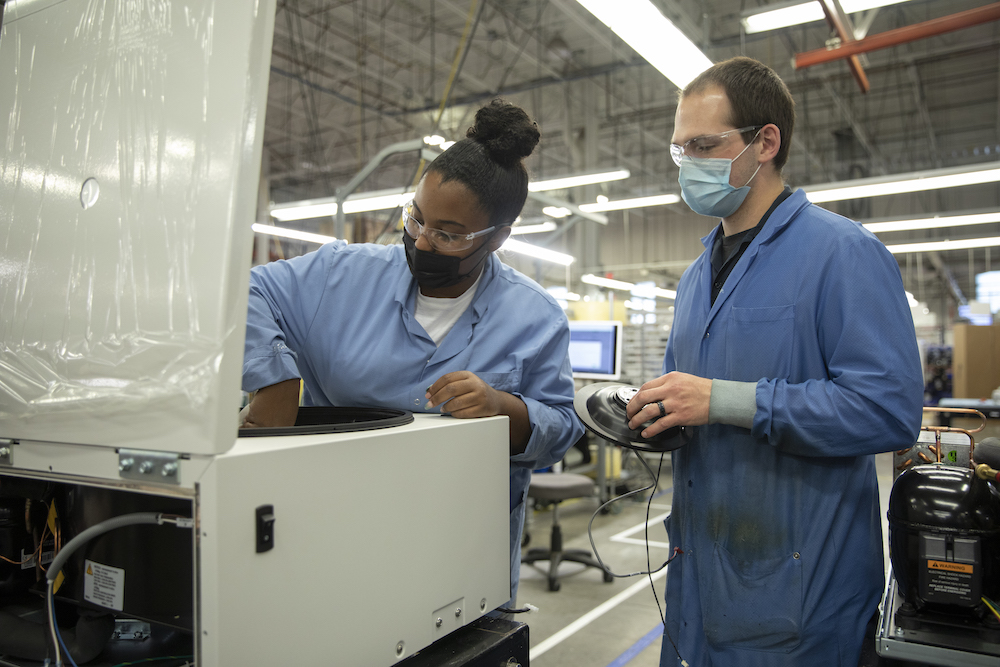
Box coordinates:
[425,99,540,226]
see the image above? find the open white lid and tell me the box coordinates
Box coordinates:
[0,0,277,455]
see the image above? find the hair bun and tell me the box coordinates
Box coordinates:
[466,99,540,168]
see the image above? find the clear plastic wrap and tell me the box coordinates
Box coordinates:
[0,0,276,454]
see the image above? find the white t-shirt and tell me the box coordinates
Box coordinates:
[414,272,483,345]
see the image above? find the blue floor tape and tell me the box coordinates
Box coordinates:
[606,622,663,667]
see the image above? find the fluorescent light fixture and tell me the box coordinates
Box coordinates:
[580,193,681,212]
[582,274,675,299]
[528,168,630,192]
[423,135,446,146]
[863,211,1000,233]
[575,0,712,89]
[804,163,1000,203]
[884,237,1000,254]
[582,274,635,291]
[510,222,558,234]
[596,195,609,204]
[631,284,678,300]
[270,190,414,221]
[439,141,456,150]
[252,223,337,245]
[546,287,582,301]
[742,0,912,35]
[501,239,575,265]
[543,206,572,218]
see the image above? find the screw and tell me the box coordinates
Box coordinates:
[119,458,134,472]
[435,617,443,627]
[395,641,405,656]
[0,447,9,458]
[162,462,178,477]
[455,608,462,618]
[138,461,154,474]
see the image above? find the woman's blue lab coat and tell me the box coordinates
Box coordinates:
[660,189,923,666]
[243,241,582,603]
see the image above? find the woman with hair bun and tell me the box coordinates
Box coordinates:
[241,99,584,606]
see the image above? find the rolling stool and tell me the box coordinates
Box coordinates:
[521,471,613,591]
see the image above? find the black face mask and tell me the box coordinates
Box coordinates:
[402,231,495,290]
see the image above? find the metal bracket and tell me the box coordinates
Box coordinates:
[0,439,15,466]
[118,449,180,485]
[112,619,151,642]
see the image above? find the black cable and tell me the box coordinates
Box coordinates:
[587,450,680,578]
[587,449,685,665]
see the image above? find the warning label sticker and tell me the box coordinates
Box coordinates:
[84,560,125,611]
[927,560,973,574]
[923,560,976,604]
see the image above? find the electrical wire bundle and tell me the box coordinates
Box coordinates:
[42,513,193,667]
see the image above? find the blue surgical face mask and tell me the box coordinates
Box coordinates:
[678,136,761,219]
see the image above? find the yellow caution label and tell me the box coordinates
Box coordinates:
[927,560,973,574]
[87,564,93,576]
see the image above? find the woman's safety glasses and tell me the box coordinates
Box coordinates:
[402,203,495,252]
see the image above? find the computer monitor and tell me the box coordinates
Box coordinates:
[568,320,623,381]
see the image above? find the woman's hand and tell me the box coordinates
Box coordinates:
[240,378,301,428]
[426,371,531,455]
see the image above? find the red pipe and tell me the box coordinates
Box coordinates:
[795,2,1000,69]
[818,0,870,93]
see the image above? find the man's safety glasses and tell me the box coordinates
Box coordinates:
[670,125,764,167]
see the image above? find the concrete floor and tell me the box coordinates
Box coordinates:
[515,444,899,667]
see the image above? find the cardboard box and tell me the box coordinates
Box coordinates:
[952,323,1000,399]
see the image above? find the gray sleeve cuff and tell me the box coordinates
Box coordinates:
[708,379,757,429]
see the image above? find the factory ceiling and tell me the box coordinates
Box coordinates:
[260,0,1000,321]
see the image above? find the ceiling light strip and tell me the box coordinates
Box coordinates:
[884,237,1000,254]
[863,211,1000,233]
[528,168,630,192]
[580,194,681,212]
[252,223,337,245]
[804,163,1000,203]
[575,0,712,89]
[501,239,575,265]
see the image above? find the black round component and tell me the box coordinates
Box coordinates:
[239,406,414,437]
[574,382,689,453]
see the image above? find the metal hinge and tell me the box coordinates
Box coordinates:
[0,439,15,466]
[118,449,180,485]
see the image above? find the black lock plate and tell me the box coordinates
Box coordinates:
[256,505,275,553]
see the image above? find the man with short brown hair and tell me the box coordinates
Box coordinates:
[627,57,923,666]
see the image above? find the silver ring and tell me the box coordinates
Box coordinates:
[656,401,666,418]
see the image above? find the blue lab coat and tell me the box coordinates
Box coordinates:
[242,241,582,602]
[660,189,923,666]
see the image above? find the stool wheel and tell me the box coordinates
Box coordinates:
[548,578,561,592]
[602,570,614,583]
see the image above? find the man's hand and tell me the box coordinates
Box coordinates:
[240,378,300,428]
[625,371,712,438]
